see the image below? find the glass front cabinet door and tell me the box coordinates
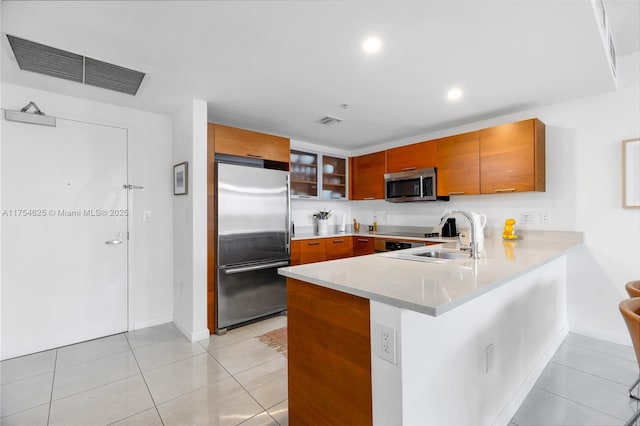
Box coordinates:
[321,155,347,199]
[290,150,318,198]
[290,150,347,199]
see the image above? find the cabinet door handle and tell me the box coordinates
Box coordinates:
[247,153,263,158]
[356,239,370,243]
[494,188,516,193]
[307,241,320,246]
[333,239,344,244]
[448,191,465,195]
[363,197,375,200]
[402,167,416,171]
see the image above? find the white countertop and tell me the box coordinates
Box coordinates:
[279,232,583,316]
[292,231,457,244]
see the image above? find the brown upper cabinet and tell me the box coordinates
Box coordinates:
[212,123,290,163]
[350,151,386,200]
[386,140,437,173]
[479,118,545,193]
[436,131,480,196]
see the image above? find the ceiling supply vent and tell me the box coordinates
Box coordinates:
[318,115,343,126]
[84,57,145,95]
[7,35,83,83]
[6,34,145,96]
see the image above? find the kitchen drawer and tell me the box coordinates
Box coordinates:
[299,239,327,264]
[352,236,375,256]
[326,237,352,260]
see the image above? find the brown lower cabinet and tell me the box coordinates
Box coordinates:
[352,236,376,256]
[293,235,377,265]
[287,278,372,425]
[298,239,326,264]
[293,235,435,265]
[326,237,352,260]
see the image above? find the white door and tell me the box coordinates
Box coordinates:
[1,116,128,360]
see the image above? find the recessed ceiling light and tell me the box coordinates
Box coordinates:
[447,87,463,101]
[362,36,382,54]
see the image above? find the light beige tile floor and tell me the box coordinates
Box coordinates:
[0,315,289,426]
[3,314,633,426]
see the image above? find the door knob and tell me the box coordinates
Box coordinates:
[105,239,122,245]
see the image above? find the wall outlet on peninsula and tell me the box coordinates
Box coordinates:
[374,323,397,364]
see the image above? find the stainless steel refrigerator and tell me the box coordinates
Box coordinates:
[214,160,290,334]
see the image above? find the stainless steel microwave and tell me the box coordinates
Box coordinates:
[384,167,437,202]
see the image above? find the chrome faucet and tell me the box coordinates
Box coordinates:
[439,210,480,259]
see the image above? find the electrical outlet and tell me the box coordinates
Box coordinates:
[486,343,494,373]
[374,323,397,364]
[521,212,537,224]
[540,212,550,224]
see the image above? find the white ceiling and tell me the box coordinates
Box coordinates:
[1,1,639,150]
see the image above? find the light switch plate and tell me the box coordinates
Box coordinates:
[143,210,152,223]
[521,212,537,224]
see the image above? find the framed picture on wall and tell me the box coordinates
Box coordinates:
[174,162,188,195]
[623,138,640,208]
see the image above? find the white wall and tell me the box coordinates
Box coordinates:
[1,83,175,331]
[172,98,209,341]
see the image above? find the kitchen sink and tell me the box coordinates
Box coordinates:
[411,250,470,260]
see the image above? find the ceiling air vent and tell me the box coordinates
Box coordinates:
[7,35,83,83]
[318,115,343,126]
[84,57,145,95]
[6,34,145,96]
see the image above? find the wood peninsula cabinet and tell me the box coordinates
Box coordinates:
[436,131,480,197]
[480,118,545,193]
[386,140,437,173]
[350,151,385,200]
[212,123,290,163]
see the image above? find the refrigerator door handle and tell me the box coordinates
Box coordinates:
[286,174,291,255]
[223,261,290,275]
